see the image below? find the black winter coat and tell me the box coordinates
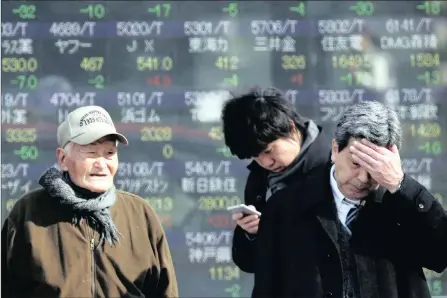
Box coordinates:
[231,125,330,273]
[253,161,447,298]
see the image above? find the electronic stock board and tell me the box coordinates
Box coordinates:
[2,1,447,297]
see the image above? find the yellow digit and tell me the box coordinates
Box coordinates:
[209,266,218,280]
[215,56,224,69]
[161,57,173,70]
[339,55,348,68]
[281,56,290,69]
[199,197,216,210]
[162,127,172,141]
[137,57,147,71]
[162,144,174,159]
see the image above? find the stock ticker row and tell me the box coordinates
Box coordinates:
[2,1,446,297]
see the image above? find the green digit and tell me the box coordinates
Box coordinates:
[228,3,238,17]
[431,141,442,155]
[27,75,38,90]
[163,3,171,17]
[94,5,106,19]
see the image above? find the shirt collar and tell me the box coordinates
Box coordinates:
[329,164,361,207]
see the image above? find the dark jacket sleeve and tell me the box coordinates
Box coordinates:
[231,171,266,273]
[252,205,276,298]
[232,225,257,273]
[383,174,447,273]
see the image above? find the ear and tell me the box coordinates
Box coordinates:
[289,121,302,142]
[331,139,338,163]
[56,148,69,171]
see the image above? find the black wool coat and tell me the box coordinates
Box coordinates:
[231,124,330,274]
[252,161,447,298]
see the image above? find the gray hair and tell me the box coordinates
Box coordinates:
[335,101,402,151]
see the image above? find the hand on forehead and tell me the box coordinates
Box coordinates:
[351,138,394,155]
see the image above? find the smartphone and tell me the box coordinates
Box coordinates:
[227,204,261,216]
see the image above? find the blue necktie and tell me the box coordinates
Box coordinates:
[345,205,360,230]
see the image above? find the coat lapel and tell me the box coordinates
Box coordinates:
[296,163,341,254]
[315,199,340,254]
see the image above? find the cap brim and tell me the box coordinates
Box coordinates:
[70,128,129,146]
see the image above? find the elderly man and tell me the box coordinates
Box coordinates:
[2,106,178,297]
[253,101,447,298]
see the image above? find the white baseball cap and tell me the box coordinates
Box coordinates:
[57,105,128,148]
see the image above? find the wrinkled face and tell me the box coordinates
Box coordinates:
[331,138,379,200]
[254,136,301,172]
[56,137,118,193]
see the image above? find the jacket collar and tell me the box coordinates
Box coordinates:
[287,162,387,217]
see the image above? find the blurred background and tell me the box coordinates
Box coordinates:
[1,1,447,297]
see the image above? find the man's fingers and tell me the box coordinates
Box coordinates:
[239,214,258,225]
[351,153,374,173]
[234,212,260,233]
[237,214,258,225]
[352,141,381,160]
[243,219,259,230]
[242,219,260,234]
[231,212,243,221]
[360,139,389,155]
[350,145,377,167]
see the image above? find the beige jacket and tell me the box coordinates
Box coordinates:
[2,188,178,297]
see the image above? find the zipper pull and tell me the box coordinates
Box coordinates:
[90,238,94,250]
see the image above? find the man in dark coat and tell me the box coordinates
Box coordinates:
[221,86,330,273]
[253,101,447,298]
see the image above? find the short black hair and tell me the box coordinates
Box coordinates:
[221,86,307,159]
